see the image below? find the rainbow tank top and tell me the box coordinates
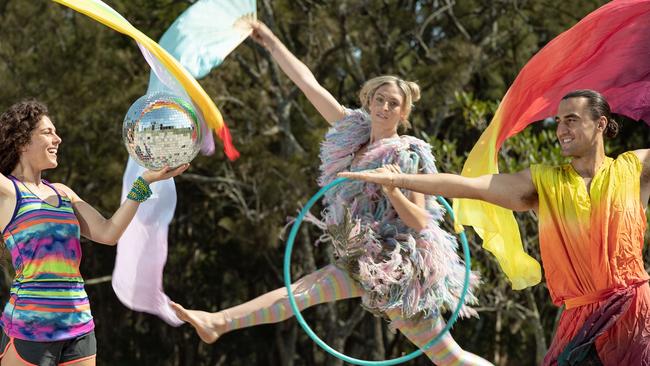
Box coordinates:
[0,177,94,341]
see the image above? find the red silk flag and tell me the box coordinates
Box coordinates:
[454,0,650,290]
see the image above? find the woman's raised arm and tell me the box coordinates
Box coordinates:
[250,21,345,125]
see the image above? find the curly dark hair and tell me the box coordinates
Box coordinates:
[0,100,49,176]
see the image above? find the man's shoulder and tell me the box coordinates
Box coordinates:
[609,150,647,173]
[530,162,564,174]
[624,150,650,184]
[528,163,570,191]
[627,149,650,164]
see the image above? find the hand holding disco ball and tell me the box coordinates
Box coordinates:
[123,93,203,171]
[139,164,190,184]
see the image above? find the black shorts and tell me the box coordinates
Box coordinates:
[0,330,96,366]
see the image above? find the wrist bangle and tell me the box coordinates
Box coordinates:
[127,176,152,203]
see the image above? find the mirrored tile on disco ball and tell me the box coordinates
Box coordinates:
[123,93,202,170]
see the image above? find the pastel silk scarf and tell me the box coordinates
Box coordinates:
[51,0,239,159]
[51,0,253,325]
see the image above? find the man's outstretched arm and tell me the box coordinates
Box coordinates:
[339,167,538,212]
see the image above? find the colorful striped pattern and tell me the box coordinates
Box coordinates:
[453,0,650,290]
[1,177,94,341]
[220,264,490,365]
[223,265,362,332]
[386,309,492,365]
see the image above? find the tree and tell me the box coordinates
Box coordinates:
[4,1,641,365]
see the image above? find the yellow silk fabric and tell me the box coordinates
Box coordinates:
[453,114,541,290]
[51,0,225,133]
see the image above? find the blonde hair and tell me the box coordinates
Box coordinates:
[358,75,421,129]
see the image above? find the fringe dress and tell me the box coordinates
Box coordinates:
[314,108,479,324]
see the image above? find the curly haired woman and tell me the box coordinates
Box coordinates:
[0,100,187,366]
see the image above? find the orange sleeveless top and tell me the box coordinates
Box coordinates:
[531,152,650,365]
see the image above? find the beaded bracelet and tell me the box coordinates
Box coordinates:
[127,176,152,203]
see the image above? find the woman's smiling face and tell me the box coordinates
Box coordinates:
[20,116,62,171]
[368,83,405,130]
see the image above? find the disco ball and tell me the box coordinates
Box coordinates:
[123,93,202,170]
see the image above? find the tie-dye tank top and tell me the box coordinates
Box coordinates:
[0,177,94,341]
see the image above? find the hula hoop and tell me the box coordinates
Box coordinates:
[283,177,472,365]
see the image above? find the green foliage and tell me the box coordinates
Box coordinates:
[4,0,644,365]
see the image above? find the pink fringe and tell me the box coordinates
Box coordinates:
[313,108,480,323]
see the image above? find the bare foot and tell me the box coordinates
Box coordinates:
[170,302,227,344]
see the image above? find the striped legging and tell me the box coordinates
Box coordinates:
[221,264,492,365]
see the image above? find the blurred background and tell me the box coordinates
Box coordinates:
[1,0,648,364]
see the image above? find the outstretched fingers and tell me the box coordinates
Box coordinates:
[338,167,395,186]
[338,171,369,180]
[383,164,402,174]
[142,163,190,183]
